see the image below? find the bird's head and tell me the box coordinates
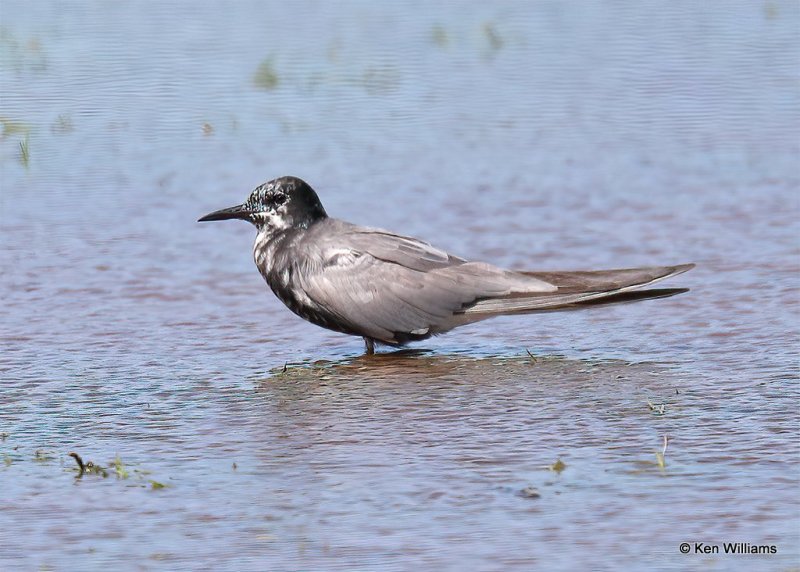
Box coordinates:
[198,176,327,232]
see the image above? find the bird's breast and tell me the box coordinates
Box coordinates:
[252,229,286,277]
[250,228,359,336]
[253,230,315,310]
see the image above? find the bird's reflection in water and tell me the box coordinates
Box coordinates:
[252,350,653,394]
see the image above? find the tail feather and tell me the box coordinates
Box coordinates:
[461,263,694,317]
[547,287,689,310]
[520,263,695,294]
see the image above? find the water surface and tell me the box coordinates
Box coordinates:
[1,1,798,570]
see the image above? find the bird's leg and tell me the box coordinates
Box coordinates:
[363,337,375,355]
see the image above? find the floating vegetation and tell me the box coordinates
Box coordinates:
[19,135,29,167]
[361,65,401,95]
[764,1,779,19]
[111,454,129,479]
[482,22,504,53]
[647,399,666,415]
[0,432,8,441]
[3,453,12,466]
[51,114,74,133]
[0,116,29,137]
[0,117,31,168]
[518,486,541,499]
[68,451,165,487]
[546,459,567,473]
[269,359,333,378]
[201,122,214,136]
[0,28,48,72]
[253,58,279,91]
[655,435,669,470]
[33,449,55,463]
[253,57,403,97]
[428,22,516,58]
[628,436,671,474]
[430,25,449,48]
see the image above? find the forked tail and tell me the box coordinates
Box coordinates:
[461,263,694,317]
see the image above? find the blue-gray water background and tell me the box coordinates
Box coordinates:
[1,1,798,570]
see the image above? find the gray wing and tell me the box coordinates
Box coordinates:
[295,221,693,344]
[462,264,695,315]
[295,223,557,343]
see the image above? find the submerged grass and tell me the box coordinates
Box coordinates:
[19,135,29,168]
[655,435,669,470]
[518,486,541,499]
[430,25,449,48]
[68,451,166,488]
[0,117,32,168]
[0,28,48,72]
[33,449,55,463]
[0,116,30,137]
[482,22,504,53]
[111,454,129,479]
[51,114,74,133]
[253,58,279,90]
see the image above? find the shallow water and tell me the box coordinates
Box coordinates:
[1,1,799,570]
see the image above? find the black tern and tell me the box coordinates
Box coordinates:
[199,176,693,354]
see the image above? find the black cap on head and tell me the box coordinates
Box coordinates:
[199,176,327,230]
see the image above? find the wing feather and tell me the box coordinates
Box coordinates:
[296,223,556,342]
[290,220,692,343]
[463,264,695,315]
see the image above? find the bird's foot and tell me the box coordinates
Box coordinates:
[363,337,375,355]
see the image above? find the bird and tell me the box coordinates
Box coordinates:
[199,176,693,354]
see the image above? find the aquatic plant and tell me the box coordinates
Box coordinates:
[253,58,279,90]
[655,435,668,470]
[430,25,449,48]
[18,135,29,168]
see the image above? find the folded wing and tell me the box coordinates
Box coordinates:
[297,224,555,343]
[463,264,695,315]
[296,222,693,344]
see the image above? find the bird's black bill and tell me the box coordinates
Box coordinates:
[198,204,252,222]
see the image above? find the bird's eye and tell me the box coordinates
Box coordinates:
[271,193,287,206]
